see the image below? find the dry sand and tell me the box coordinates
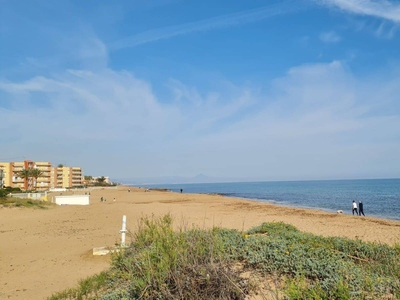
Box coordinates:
[1,186,400,300]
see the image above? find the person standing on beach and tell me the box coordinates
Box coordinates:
[359,201,365,216]
[352,200,358,215]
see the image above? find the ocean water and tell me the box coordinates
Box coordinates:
[146,179,400,221]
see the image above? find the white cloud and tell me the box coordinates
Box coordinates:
[0,67,255,175]
[0,69,176,140]
[0,61,399,180]
[374,21,400,38]
[162,61,400,180]
[320,0,400,22]
[319,30,342,43]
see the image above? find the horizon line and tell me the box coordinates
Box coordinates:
[116,177,400,185]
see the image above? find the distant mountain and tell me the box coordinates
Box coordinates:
[191,174,211,182]
[116,174,231,185]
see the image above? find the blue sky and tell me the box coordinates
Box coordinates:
[1,0,400,182]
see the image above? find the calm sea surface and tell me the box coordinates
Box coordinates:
[146,179,400,221]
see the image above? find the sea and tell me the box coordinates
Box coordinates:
[145,179,400,221]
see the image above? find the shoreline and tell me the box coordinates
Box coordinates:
[232,197,400,222]
[147,188,400,223]
[1,186,400,300]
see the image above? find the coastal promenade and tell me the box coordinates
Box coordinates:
[1,186,399,300]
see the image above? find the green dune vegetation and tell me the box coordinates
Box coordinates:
[48,215,400,300]
[0,187,53,209]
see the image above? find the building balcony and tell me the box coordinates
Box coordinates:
[13,179,25,183]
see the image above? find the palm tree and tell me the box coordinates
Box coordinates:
[16,169,32,191]
[96,176,106,185]
[30,168,44,191]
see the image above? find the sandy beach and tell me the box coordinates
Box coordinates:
[1,186,400,300]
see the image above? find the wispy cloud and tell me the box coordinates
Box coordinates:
[320,0,400,22]
[197,61,400,180]
[319,30,342,43]
[1,61,400,179]
[110,0,304,50]
[374,21,399,38]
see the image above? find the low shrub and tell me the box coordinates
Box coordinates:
[48,216,400,300]
[233,222,400,299]
[0,196,53,209]
[1,187,24,198]
[0,189,7,198]
[107,214,248,299]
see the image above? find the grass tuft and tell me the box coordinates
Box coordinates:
[0,196,54,209]
[48,215,400,300]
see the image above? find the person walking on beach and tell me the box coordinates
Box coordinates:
[359,201,365,216]
[352,200,358,215]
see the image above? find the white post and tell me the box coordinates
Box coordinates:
[119,215,127,247]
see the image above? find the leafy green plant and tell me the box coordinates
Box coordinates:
[48,216,400,300]
[107,214,247,299]
[234,222,400,299]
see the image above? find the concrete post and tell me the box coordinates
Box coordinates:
[119,215,128,247]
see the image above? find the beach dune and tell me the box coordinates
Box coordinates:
[1,186,399,300]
